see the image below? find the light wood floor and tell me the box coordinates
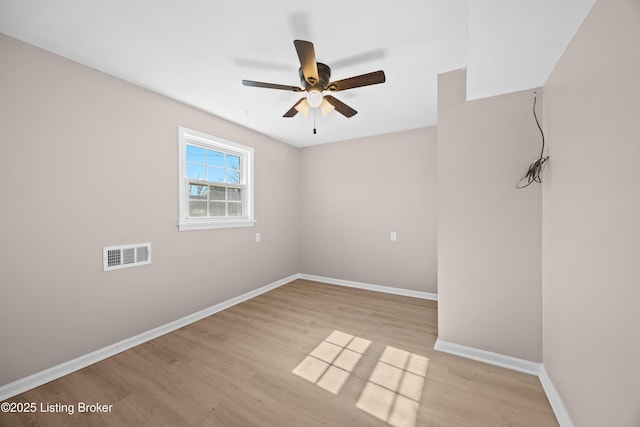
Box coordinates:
[0,279,558,426]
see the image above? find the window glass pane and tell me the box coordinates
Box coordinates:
[207,150,225,167]
[210,186,226,201]
[226,155,240,170]
[186,163,206,180]
[186,145,206,164]
[208,166,225,183]
[226,170,240,184]
[228,188,242,201]
[188,201,207,217]
[228,202,242,217]
[188,184,208,199]
[209,201,226,217]
[180,127,254,229]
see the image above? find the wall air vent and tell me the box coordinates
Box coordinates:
[103,243,151,271]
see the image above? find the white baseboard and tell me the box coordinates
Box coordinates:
[0,273,434,401]
[539,364,575,427]
[3,272,575,427]
[2,274,573,427]
[434,339,540,376]
[298,273,438,301]
[434,339,575,426]
[0,274,298,401]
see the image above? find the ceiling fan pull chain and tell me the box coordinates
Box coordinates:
[313,108,317,134]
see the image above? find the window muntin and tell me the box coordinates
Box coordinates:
[178,126,254,230]
[185,145,241,184]
[187,183,242,218]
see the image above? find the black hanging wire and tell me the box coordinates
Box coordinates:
[516,92,549,189]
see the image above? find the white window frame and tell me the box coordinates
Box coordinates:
[178,126,254,231]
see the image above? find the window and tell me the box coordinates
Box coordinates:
[178,126,254,230]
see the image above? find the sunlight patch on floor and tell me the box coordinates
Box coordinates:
[356,346,429,427]
[292,330,372,395]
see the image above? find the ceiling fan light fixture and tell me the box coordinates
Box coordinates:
[294,99,310,117]
[320,98,335,117]
[306,88,323,109]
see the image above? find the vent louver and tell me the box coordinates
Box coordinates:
[103,243,151,271]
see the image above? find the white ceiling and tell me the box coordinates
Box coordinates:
[0,0,595,147]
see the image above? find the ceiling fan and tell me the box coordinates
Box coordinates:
[242,40,386,119]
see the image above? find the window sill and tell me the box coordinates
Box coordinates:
[178,218,255,231]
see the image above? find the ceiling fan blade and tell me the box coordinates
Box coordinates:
[283,97,307,117]
[294,40,319,85]
[327,70,386,92]
[242,80,303,92]
[324,95,357,118]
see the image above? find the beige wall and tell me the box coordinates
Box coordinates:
[0,34,300,385]
[299,128,438,293]
[437,69,543,361]
[542,0,640,425]
[0,34,438,388]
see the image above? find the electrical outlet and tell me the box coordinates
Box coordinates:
[256,232,261,243]
[390,232,397,241]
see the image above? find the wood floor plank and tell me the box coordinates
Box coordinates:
[0,279,558,426]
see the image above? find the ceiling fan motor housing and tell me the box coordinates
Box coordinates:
[299,63,331,91]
